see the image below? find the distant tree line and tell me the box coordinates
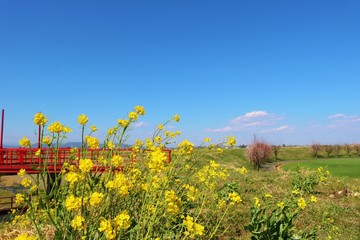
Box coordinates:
[310,143,360,158]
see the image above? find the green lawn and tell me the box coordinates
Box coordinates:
[282,158,360,178]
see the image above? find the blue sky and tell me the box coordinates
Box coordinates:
[1,0,359,146]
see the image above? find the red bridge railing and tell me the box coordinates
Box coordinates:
[0,148,171,173]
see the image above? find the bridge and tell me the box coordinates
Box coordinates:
[0,109,171,174]
[0,147,172,174]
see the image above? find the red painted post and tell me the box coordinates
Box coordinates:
[0,109,4,149]
[38,125,41,149]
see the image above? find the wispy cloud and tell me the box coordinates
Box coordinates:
[260,125,293,133]
[133,121,147,127]
[327,113,360,129]
[205,110,287,133]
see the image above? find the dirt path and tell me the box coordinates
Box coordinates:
[263,160,308,171]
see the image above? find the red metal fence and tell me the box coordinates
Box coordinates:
[0,148,171,173]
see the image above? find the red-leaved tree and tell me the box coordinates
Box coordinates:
[246,140,272,170]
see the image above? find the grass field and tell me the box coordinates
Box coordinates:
[1,146,360,239]
[282,158,360,178]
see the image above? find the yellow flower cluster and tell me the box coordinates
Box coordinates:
[90,192,104,207]
[253,197,261,208]
[147,147,168,172]
[98,211,131,239]
[177,139,194,155]
[183,215,204,238]
[79,158,94,173]
[106,173,131,196]
[78,113,89,126]
[71,215,85,230]
[107,140,115,149]
[297,197,306,210]
[228,192,242,205]
[15,194,25,205]
[19,136,31,148]
[66,171,84,187]
[128,112,138,121]
[86,136,99,149]
[117,119,130,128]
[183,184,198,202]
[111,155,124,167]
[134,105,146,115]
[48,121,64,133]
[173,114,180,122]
[165,190,182,214]
[17,169,26,177]
[42,136,52,146]
[14,233,37,240]
[65,195,82,211]
[196,160,228,187]
[33,112,48,125]
[226,136,236,147]
[21,178,32,188]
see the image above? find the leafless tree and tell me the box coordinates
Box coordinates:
[246,139,272,170]
[271,145,281,160]
[324,145,333,158]
[334,145,341,157]
[352,144,360,156]
[310,143,321,158]
[344,144,352,157]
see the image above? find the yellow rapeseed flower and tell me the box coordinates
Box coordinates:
[90,192,104,207]
[78,114,89,126]
[64,126,72,133]
[48,121,64,133]
[88,126,97,132]
[21,178,32,188]
[157,124,164,130]
[265,193,273,198]
[66,172,84,187]
[15,194,25,205]
[17,169,26,177]
[165,190,182,214]
[128,111,138,121]
[107,140,115,150]
[183,215,204,238]
[240,166,247,174]
[173,114,180,122]
[203,137,211,142]
[117,119,130,128]
[14,233,37,240]
[298,197,306,210]
[79,158,94,173]
[71,215,85,230]
[42,136,52,146]
[33,112,48,125]
[226,136,236,147]
[277,201,285,210]
[134,105,146,115]
[114,210,131,230]
[19,137,31,148]
[98,218,116,240]
[310,195,317,203]
[253,197,261,208]
[65,195,82,211]
[228,192,242,205]
[177,139,194,155]
[147,147,168,172]
[111,155,124,168]
[86,136,99,149]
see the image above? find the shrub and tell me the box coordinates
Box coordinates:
[310,143,321,158]
[246,140,271,170]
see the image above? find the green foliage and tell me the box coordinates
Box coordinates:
[291,166,330,194]
[245,195,317,240]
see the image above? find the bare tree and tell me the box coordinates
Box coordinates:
[246,140,272,170]
[352,144,360,157]
[310,143,321,158]
[344,144,352,157]
[271,145,281,160]
[324,145,333,158]
[334,145,341,157]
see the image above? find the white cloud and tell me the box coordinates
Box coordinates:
[244,111,269,118]
[260,125,292,133]
[205,110,286,133]
[133,121,147,127]
[328,113,346,119]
